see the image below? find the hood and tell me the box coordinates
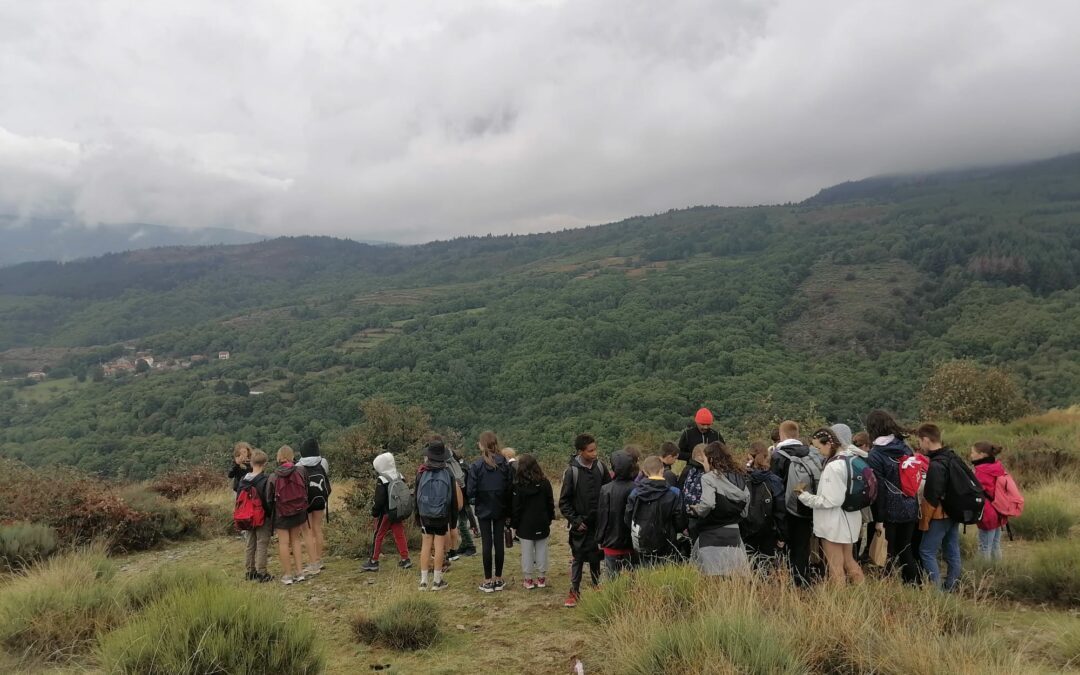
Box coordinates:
[831,424,854,447]
[514,479,544,496]
[749,468,774,484]
[372,452,401,481]
[872,437,913,459]
[570,454,599,471]
[275,463,299,478]
[774,440,810,458]
[298,456,325,468]
[929,447,958,464]
[635,478,672,502]
[611,450,636,481]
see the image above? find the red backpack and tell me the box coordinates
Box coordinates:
[274,467,309,519]
[991,472,1025,518]
[899,454,929,498]
[233,483,266,530]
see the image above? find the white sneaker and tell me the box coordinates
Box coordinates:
[295,574,307,583]
[281,575,295,585]
[304,563,321,576]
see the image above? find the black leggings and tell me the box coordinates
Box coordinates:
[478,518,505,579]
[884,521,921,585]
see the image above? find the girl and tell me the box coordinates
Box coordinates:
[864,410,921,585]
[415,440,461,591]
[510,453,555,589]
[361,452,412,572]
[742,441,785,562]
[796,428,865,584]
[972,442,1013,560]
[468,431,513,592]
[229,441,253,495]
[267,445,310,585]
[691,441,751,577]
[297,437,330,576]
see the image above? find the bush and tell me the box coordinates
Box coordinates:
[122,565,228,611]
[920,360,1031,424]
[98,582,324,674]
[975,538,1080,606]
[1009,482,1077,540]
[580,564,696,622]
[149,464,225,500]
[352,597,441,651]
[0,522,59,571]
[0,550,121,664]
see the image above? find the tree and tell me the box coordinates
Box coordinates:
[230,380,250,396]
[920,360,1031,424]
[135,359,151,374]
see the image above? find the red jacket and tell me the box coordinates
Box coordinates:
[973,458,1006,530]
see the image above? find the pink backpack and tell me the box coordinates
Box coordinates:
[991,472,1024,518]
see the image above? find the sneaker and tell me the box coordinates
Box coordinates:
[536,577,547,588]
[478,581,495,593]
[564,591,579,608]
[431,579,449,591]
[281,575,295,586]
[256,573,274,583]
[493,579,506,592]
[397,558,413,569]
[523,578,536,590]
[245,570,258,581]
[361,559,380,572]
[442,560,452,572]
[447,549,461,561]
[460,546,477,557]
[295,574,307,583]
[303,564,321,577]
[418,581,429,591]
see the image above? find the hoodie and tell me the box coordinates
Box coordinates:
[467,454,512,520]
[298,455,330,475]
[596,451,638,552]
[266,462,307,524]
[973,457,1007,530]
[559,454,612,530]
[866,436,917,523]
[625,477,686,556]
[922,447,960,521]
[371,452,401,519]
[238,471,271,516]
[511,477,555,540]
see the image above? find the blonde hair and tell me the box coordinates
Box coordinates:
[276,445,294,464]
[779,420,800,440]
[479,431,500,468]
[691,443,707,464]
[233,441,253,460]
[500,447,517,460]
[642,456,664,477]
[250,449,269,467]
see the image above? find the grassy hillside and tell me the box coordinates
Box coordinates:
[1,154,1079,477]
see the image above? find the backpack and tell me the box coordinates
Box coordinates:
[681,466,705,516]
[991,473,1024,518]
[630,493,675,556]
[273,468,308,519]
[416,469,452,519]
[776,449,822,518]
[571,460,608,493]
[305,462,330,511]
[740,479,773,537]
[899,454,929,498]
[386,476,414,523]
[841,455,877,512]
[233,483,266,531]
[942,456,986,525]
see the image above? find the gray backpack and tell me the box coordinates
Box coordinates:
[775,448,823,518]
[386,476,413,523]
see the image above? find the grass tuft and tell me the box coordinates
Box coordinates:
[352,597,441,651]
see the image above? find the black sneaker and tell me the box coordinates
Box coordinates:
[493,579,506,592]
[460,546,477,557]
[431,579,448,591]
[361,559,379,572]
[256,573,274,583]
[397,558,413,569]
[478,581,495,593]
[447,549,461,561]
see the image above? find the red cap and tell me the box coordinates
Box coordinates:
[695,408,713,426]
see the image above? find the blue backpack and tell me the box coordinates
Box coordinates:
[841,455,877,512]
[416,469,452,519]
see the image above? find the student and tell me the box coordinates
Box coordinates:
[501,447,518,465]
[559,433,611,608]
[595,449,638,577]
[770,420,822,587]
[691,442,751,577]
[865,410,921,585]
[626,456,686,566]
[917,424,964,591]
[658,442,679,486]
[676,408,723,462]
[510,453,555,589]
[238,449,273,582]
[468,431,512,593]
[267,445,310,585]
[796,428,865,585]
[415,440,460,591]
[229,441,253,495]
[297,438,330,576]
[852,431,871,453]
[972,442,1019,561]
[832,424,873,560]
[742,441,785,562]
[361,452,412,572]
[446,446,478,560]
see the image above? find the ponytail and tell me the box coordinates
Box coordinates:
[479,431,500,468]
[973,441,1002,458]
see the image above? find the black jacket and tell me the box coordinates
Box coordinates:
[923,447,957,510]
[228,462,251,493]
[746,468,786,542]
[237,472,270,516]
[371,477,390,519]
[596,451,637,551]
[625,477,687,555]
[676,426,723,462]
[511,478,555,540]
[559,455,612,529]
[467,455,512,520]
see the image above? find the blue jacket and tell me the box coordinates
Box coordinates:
[467,454,512,520]
[867,436,916,521]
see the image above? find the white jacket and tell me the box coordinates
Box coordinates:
[797,449,863,544]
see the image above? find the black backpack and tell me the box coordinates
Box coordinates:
[630,494,675,556]
[942,455,986,525]
[740,480,773,538]
[305,462,330,511]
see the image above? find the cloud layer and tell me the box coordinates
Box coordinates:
[2,0,1079,242]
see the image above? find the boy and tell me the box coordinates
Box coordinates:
[625,456,685,566]
[559,433,611,608]
[917,423,965,591]
[770,420,821,587]
[238,449,273,582]
[659,442,679,486]
[361,452,413,572]
[595,449,638,577]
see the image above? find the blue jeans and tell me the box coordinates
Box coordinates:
[978,527,1002,560]
[919,518,961,591]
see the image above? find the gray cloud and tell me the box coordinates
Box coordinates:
[1,0,1079,243]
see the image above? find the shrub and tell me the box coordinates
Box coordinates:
[1009,482,1077,540]
[978,538,1080,606]
[580,564,695,622]
[149,464,225,500]
[0,522,59,571]
[352,597,441,651]
[122,565,228,611]
[0,550,121,664]
[920,360,1031,424]
[97,583,323,674]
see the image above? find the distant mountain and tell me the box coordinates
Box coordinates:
[0,217,266,267]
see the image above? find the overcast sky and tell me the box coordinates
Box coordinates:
[1,1,1079,243]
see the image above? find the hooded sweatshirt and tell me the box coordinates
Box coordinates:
[922,447,959,526]
[866,436,917,523]
[746,468,786,540]
[467,453,512,520]
[596,451,638,553]
[973,457,1007,530]
[371,452,401,519]
[559,454,611,530]
[238,471,270,514]
[625,476,686,556]
[692,471,749,549]
[511,476,555,540]
[266,462,307,523]
[798,450,863,544]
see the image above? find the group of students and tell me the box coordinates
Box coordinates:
[231,406,1023,601]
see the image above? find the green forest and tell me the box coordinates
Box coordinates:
[1,154,1079,478]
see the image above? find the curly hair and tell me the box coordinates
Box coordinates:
[704,441,744,476]
[513,453,546,485]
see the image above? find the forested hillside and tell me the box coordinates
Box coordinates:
[2,154,1079,478]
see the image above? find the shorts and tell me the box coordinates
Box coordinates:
[420,517,449,536]
[307,504,326,514]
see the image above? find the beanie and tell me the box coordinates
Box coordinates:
[695,408,714,426]
[300,438,320,458]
